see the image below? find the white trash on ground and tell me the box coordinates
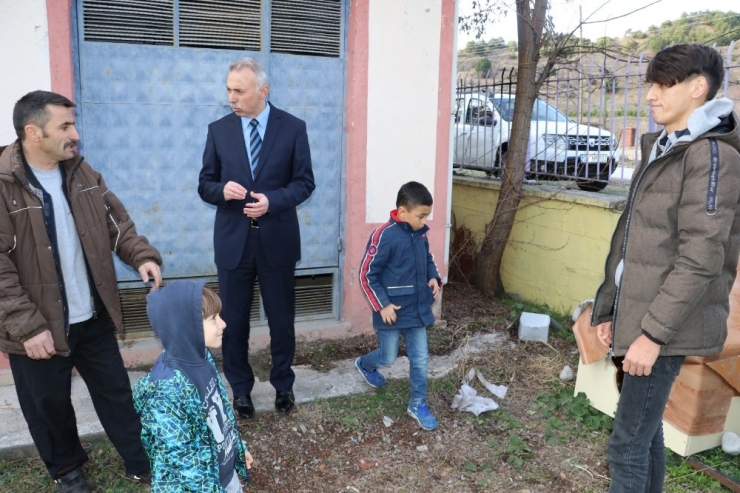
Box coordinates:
[451,368,508,416]
[559,365,574,381]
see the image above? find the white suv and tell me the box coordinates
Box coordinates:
[454,92,620,191]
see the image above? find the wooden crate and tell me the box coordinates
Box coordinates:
[663,363,737,435]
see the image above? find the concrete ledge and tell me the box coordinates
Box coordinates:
[452,175,627,211]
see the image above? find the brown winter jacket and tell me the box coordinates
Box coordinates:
[0,141,162,356]
[592,110,740,357]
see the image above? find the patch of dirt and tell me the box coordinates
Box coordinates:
[238,281,613,492]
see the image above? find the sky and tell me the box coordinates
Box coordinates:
[458,0,737,45]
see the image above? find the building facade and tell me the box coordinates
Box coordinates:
[0,0,456,374]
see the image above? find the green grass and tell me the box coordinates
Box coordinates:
[665,448,740,492]
[313,379,409,424]
[0,438,149,493]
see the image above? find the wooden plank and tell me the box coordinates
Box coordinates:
[708,355,740,394]
[664,364,736,435]
[571,303,609,365]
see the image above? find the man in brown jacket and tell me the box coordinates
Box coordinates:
[592,44,740,492]
[0,91,162,492]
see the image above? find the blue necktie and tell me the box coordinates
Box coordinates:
[248,119,262,177]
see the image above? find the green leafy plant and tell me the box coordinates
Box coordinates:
[506,434,533,468]
[534,391,612,435]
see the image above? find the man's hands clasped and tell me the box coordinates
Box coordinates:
[223,181,269,218]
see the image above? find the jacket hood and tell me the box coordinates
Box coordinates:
[649,98,740,161]
[0,142,22,182]
[147,281,208,369]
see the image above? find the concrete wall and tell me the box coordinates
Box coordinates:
[0,0,457,376]
[343,0,455,330]
[451,176,625,314]
[0,0,52,143]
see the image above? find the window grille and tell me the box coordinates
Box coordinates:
[270,0,341,57]
[179,0,261,50]
[83,0,174,45]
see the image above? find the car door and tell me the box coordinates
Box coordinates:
[457,96,502,169]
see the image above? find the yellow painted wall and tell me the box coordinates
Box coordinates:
[452,176,626,314]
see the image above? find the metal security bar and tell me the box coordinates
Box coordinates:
[454,41,740,191]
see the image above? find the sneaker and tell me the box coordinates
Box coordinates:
[54,468,92,493]
[355,357,386,388]
[407,403,438,430]
[125,469,152,484]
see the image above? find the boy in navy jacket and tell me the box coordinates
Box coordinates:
[357,181,442,430]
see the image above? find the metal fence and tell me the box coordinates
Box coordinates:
[453,41,740,190]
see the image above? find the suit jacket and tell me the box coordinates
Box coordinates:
[198,104,315,270]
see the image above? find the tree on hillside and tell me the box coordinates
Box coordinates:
[458,0,658,298]
[475,57,493,74]
[642,11,740,52]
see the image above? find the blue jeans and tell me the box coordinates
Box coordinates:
[608,355,685,493]
[360,326,429,407]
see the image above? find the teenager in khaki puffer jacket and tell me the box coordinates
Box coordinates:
[591,44,740,493]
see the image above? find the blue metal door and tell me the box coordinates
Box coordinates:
[73,1,344,290]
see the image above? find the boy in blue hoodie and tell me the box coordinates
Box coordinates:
[357,181,442,430]
[133,281,253,492]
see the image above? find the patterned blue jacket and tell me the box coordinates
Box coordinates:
[134,352,248,492]
[133,281,248,492]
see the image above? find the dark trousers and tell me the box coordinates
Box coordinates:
[219,228,296,396]
[607,355,685,493]
[8,312,149,479]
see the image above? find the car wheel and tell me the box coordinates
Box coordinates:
[487,148,506,177]
[577,179,608,191]
[575,160,610,192]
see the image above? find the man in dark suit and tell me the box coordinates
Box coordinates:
[198,58,315,418]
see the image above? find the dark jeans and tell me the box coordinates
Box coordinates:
[608,355,684,493]
[8,312,149,479]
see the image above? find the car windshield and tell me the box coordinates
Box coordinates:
[491,97,570,123]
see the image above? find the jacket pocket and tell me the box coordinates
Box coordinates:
[387,285,415,297]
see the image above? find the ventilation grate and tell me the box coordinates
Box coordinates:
[119,274,333,335]
[270,0,341,57]
[83,0,174,45]
[179,0,261,51]
[295,274,334,317]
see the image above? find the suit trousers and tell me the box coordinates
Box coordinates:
[8,311,149,479]
[219,227,297,396]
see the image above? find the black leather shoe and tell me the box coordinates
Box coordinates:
[234,395,255,419]
[54,467,92,493]
[275,390,295,414]
[125,469,152,484]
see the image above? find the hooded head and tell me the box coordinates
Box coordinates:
[147,280,209,366]
[146,280,221,405]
